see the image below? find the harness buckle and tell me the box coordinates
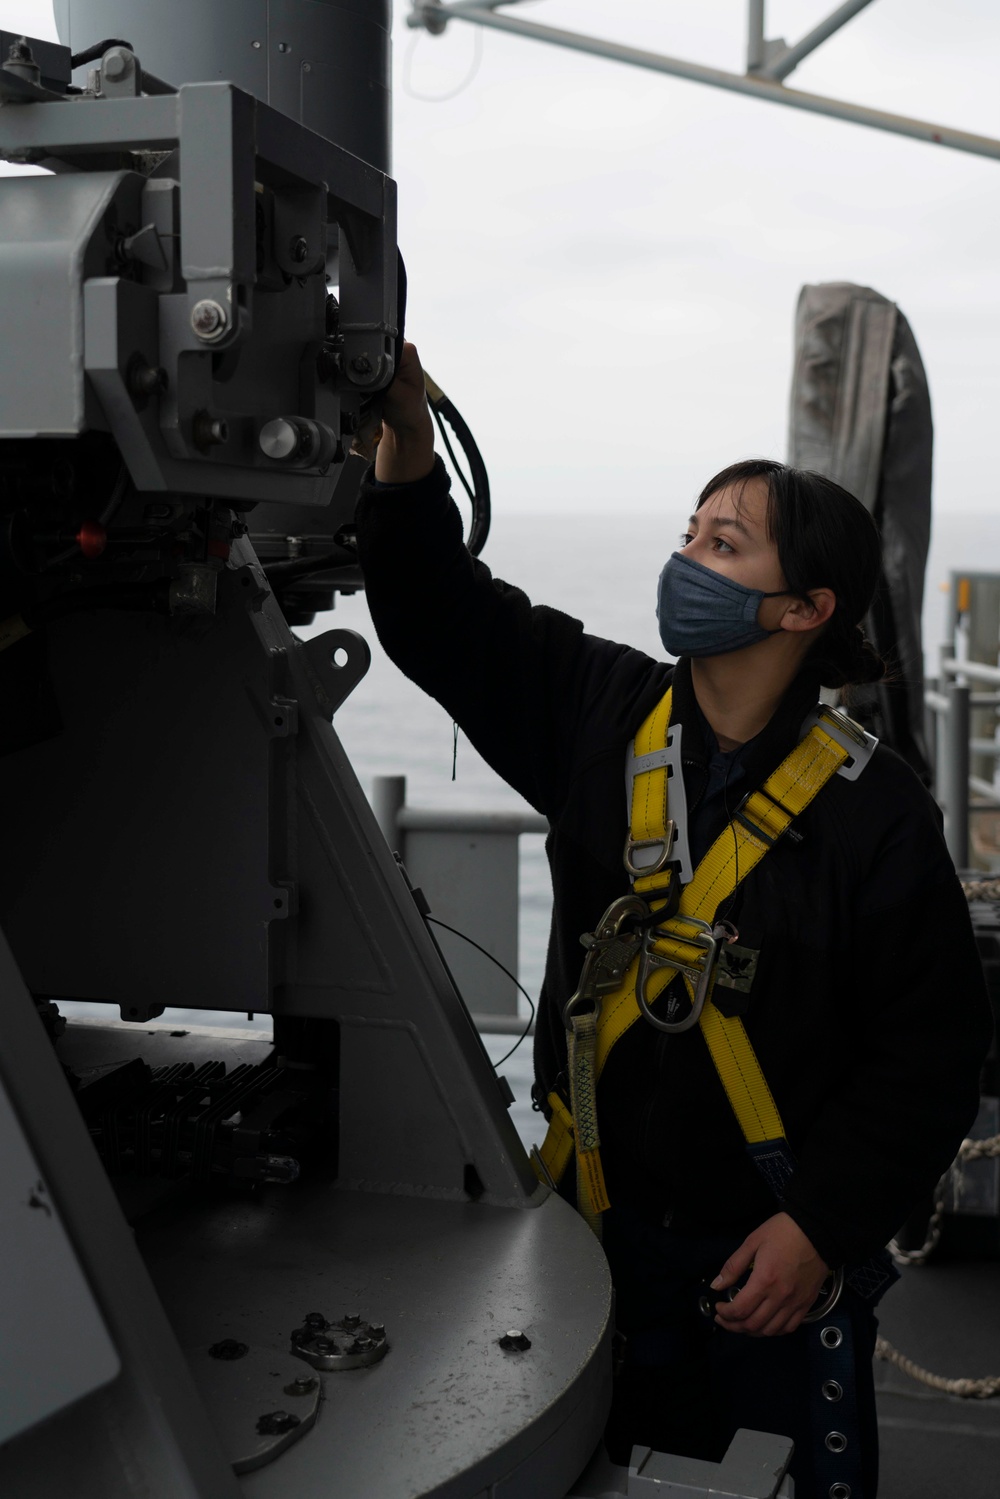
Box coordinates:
[732,786,792,848]
[623,826,676,879]
[636,915,719,1033]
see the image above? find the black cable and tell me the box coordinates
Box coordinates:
[71,38,133,68]
[424,385,491,556]
[717,751,740,931]
[432,404,475,506]
[425,915,535,1068]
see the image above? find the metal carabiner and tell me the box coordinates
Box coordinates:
[635,916,718,1033]
[562,894,649,1027]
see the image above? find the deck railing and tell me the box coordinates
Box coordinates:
[926,649,1000,868]
[372,775,546,1034]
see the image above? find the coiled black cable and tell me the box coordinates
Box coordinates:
[423,373,491,556]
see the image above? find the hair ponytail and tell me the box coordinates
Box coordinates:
[808,613,886,690]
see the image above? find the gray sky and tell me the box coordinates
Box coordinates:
[3,1,998,514]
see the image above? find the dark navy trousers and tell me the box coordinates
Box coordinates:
[602,1206,880,1499]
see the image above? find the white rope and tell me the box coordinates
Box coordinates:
[875,1337,1000,1399]
[960,876,1000,902]
[888,1134,1000,1266]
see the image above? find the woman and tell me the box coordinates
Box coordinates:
[356,343,991,1498]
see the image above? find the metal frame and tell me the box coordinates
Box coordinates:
[409,0,1000,164]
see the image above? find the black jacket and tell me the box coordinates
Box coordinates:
[356,458,992,1269]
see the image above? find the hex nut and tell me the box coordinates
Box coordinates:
[290,236,309,264]
[498,1330,532,1352]
[256,1410,300,1436]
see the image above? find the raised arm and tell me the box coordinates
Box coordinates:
[357,345,658,819]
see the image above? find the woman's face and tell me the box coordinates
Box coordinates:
[682,479,793,630]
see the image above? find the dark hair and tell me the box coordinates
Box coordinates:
[696,458,885,689]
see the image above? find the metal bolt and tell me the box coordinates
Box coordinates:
[4,37,41,83]
[102,48,131,81]
[128,362,168,398]
[278,41,290,53]
[342,1314,361,1328]
[192,411,229,449]
[190,299,229,342]
[290,236,309,264]
[369,1323,385,1338]
[313,1337,333,1354]
[498,1329,532,1352]
[303,62,312,73]
[304,1312,327,1329]
[284,1376,317,1397]
[349,356,372,376]
[251,39,262,49]
[208,1339,249,1360]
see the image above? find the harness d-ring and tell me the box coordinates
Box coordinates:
[635,916,719,1034]
[803,1266,845,1323]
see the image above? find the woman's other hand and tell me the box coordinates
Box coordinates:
[710,1212,831,1336]
[375,340,436,484]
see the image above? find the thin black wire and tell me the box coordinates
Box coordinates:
[717,750,740,930]
[426,916,536,1068]
[432,405,476,505]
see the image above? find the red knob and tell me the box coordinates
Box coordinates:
[76,520,107,560]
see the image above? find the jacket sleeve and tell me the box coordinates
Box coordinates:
[780,771,994,1269]
[355,458,634,821]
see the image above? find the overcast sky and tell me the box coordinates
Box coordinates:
[3,1,998,514]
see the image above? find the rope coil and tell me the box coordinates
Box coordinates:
[875,1337,1000,1400]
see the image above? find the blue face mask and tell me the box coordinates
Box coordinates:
[656,551,787,658]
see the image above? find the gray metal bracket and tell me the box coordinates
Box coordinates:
[568,1428,795,1498]
[0,79,397,505]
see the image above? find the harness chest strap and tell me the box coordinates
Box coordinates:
[536,687,853,1204]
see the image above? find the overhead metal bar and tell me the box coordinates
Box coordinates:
[408,1,1000,164]
[753,0,877,83]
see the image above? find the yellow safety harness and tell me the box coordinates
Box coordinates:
[533,686,874,1238]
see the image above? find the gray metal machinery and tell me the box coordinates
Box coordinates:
[0,7,617,1496]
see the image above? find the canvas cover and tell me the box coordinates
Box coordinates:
[788,282,932,781]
